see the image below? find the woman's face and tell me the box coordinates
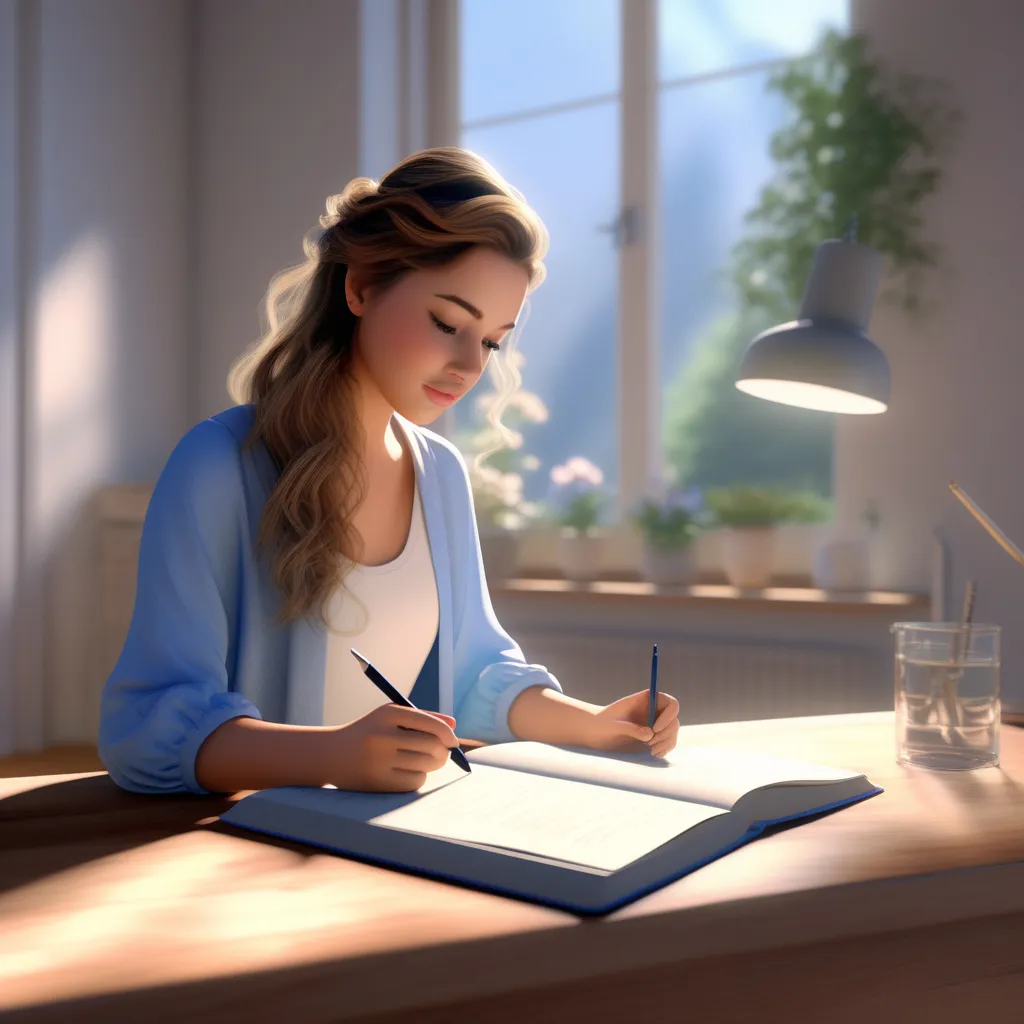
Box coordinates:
[347,246,530,426]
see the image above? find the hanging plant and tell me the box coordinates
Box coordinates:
[663,28,961,497]
[730,29,962,321]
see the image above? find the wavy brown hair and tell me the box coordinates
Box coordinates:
[226,147,549,627]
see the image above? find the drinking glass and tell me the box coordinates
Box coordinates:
[892,622,1000,770]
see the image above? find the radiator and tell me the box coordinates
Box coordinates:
[512,630,893,725]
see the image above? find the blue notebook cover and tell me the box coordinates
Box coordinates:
[219,744,883,916]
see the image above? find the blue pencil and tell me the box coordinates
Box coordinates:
[648,643,659,730]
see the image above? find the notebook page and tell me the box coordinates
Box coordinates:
[468,742,860,809]
[368,764,727,871]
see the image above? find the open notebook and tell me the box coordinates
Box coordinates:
[220,741,882,915]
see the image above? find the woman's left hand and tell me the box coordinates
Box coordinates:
[585,691,680,758]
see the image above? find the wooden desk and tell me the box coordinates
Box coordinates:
[3,712,1024,1023]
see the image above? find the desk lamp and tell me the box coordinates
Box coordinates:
[735,215,889,414]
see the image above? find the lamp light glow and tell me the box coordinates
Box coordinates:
[735,378,887,414]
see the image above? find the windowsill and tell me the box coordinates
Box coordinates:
[492,521,900,589]
[495,574,930,614]
[94,484,926,615]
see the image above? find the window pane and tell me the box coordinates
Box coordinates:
[659,0,848,81]
[658,70,834,497]
[456,103,620,505]
[460,0,619,126]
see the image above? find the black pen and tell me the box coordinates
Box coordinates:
[350,648,472,773]
[648,643,659,730]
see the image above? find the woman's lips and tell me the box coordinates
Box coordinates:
[423,384,458,407]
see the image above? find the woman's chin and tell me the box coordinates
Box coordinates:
[397,402,447,427]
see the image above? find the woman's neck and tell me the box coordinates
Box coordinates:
[353,378,405,475]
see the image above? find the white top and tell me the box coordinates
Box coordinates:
[322,479,440,726]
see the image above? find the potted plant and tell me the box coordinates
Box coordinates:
[547,456,607,582]
[705,485,801,589]
[633,487,703,586]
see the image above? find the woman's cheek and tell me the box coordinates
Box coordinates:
[369,328,414,384]
[389,314,436,361]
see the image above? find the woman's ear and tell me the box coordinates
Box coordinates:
[344,267,367,317]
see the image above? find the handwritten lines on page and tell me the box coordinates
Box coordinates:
[368,765,725,872]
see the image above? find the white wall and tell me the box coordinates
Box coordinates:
[1,0,363,751]
[841,0,1024,706]
[2,0,192,752]
[0,0,24,754]
[192,0,360,421]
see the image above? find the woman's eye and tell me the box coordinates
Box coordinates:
[431,311,499,351]
[430,312,457,335]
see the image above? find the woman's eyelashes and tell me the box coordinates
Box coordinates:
[430,311,457,335]
[430,312,501,352]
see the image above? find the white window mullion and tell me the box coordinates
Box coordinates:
[617,0,661,518]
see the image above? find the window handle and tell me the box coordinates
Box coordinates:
[597,204,641,248]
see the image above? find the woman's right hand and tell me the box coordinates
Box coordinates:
[326,704,461,792]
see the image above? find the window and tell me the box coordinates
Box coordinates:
[454,0,621,507]
[456,0,848,523]
[658,0,848,499]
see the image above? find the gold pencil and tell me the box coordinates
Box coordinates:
[949,480,1024,568]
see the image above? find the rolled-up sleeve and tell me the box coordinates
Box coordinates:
[98,420,262,794]
[455,659,563,744]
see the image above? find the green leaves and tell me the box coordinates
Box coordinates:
[731,29,960,320]
[632,500,701,549]
[663,309,834,495]
[704,485,831,528]
[558,492,605,533]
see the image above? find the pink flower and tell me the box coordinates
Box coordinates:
[549,456,604,488]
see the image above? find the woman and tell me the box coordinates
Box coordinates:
[98,147,679,796]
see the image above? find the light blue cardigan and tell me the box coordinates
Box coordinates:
[98,404,561,795]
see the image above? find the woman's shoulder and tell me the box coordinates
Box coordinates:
[206,403,257,446]
[155,405,255,509]
[171,404,250,465]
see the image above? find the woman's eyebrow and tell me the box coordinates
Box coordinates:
[434,293,517,331]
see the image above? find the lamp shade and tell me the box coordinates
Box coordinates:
[735,235,890,414]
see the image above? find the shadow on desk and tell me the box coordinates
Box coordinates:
[0,740,491,900]
[0,774,252,899]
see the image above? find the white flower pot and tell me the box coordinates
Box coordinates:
[812,537,870,591]
[478,526,520,582]
[722,527,776,589]
[559,528,604,582]
[641,541,696,586]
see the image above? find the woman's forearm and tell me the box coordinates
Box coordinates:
[507,685,601,746]
[196,689,601,792]
[194,716,334,793]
